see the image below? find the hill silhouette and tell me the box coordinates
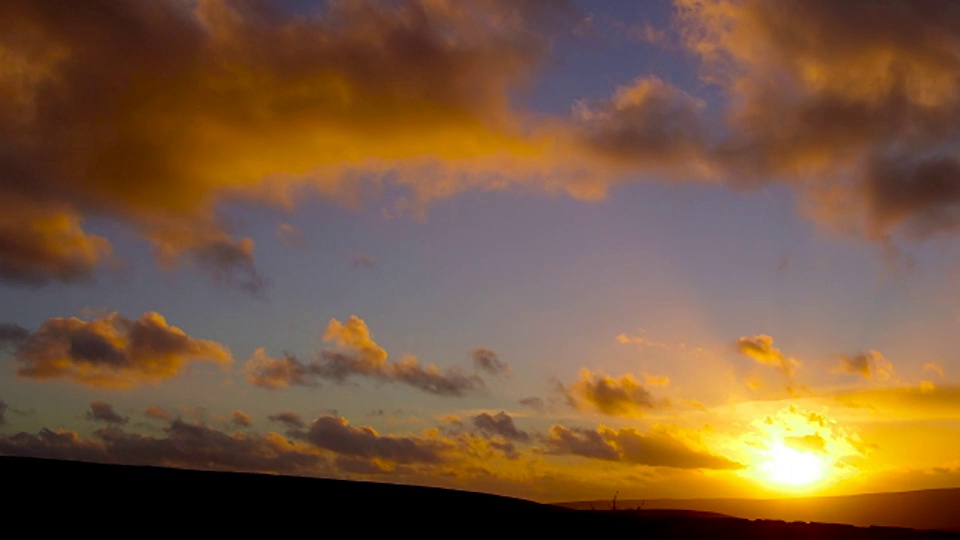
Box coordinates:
[560,490,960,531]
[3,456,956,538]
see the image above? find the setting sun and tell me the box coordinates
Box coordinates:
[760,442,827,488]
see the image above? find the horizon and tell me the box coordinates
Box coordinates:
[2,0,960,505]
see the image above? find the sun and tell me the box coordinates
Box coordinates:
[758,442,827,488]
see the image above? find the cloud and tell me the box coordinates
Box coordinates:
[924,362,946,379]
[268,412,306,430]
[347,254,377,270]
[562,369,656,416]
[519,397,546,412]
[291,415,449,464]
[0,421,324,475]
[276,223,304,248]
[188,238,266,296]
[472,411,530,443]
[245,316,485,396]
[835,350,895,380]
[835,384,960,419]
[145,406,172,420]
[0,0,582,288]
[785,433,827,454]
[571,75,709,175]
[736,335,800,377]
[676,0,960,241]
[472,348,511,377]
[7,311,232,388]
[86,401,128,425]
[231,410,252,428]
[0,199,112,286]
[0,323,29,346]
[0,399,6,425]
[244,349,314,390]
[543,424,741,470]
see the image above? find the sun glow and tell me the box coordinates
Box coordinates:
[759,442,827,488]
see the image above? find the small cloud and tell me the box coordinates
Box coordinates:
[348,253,377,269]
[144,406,172,420]
[268,411,305,429]
[561,369,656,417]
[86,401,128,425]
[472,348,511,377]
[736,335,800,377]
[835,350,895,380]
[923,362,946,379]
[519,397,546,412]
[276,223,305,248]
[644,374,670,387]
[472,411,530,443]
[190,238,267,296]
[232,410,253,427]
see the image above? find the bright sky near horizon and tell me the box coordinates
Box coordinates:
[2,0,960,502]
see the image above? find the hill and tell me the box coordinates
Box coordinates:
[3,456,956,538]
[559,489,960,531]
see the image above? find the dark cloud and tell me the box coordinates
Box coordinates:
[472,411,530,443]
[0,420,325,476]
[246,316,484,396]
[572,76,707,172]
[86,401,128,425]
[8,311,231,388]
[0,399,6,425]
[835,350,895,380]
[677,0,960,241]
[519,397,546,412]
[268,412,305,429]
[0,323,29,346]
[292,415,448,464]
[544,424,742,470]
[543,425,618,461]
[561,369,656,417]
[472,348,510,377]
[231,410,252,427]
[189,238,266,296]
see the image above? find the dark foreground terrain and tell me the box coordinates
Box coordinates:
[3,456,956,538]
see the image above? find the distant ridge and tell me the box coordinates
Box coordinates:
[558,488,960,531]
[3,456,956,538]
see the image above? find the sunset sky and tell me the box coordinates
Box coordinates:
[2,0,960,502]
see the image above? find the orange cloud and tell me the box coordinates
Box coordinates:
[736,335,800,377]
[245,316,485,396]
[835,350,895,380]
[1,311,232,388]
[562,369,657,417]
[544,424,741,470]
[0,0,590,288]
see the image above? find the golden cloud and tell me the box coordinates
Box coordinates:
[562,369,657,417]
[2,311,232,388]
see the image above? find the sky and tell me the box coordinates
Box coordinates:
[2,0,960,503]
